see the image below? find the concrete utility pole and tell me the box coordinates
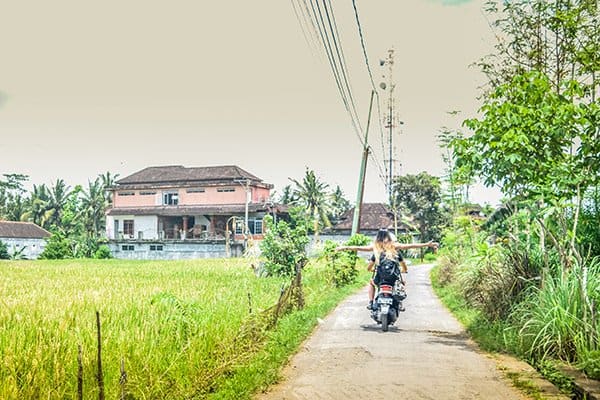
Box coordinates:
[351,90,375,236]
[234,179,252,249]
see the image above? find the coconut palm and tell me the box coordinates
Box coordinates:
[329,185,351,224]
[22,184,53,229]
[99,171,119,205]
[80,178,107,238]
[290,168,332,238]
[47,179,71,228]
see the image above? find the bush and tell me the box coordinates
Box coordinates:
[0,241,9,260]
[260,216,309,277]
[424,252,437,262]
[94,245,112,259]
[321,234,370,287]
[39,233,73,260]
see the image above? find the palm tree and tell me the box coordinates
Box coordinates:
[279,185,295,205]
[329,185,350,224]
[80,178,107,238]
[47,179,71,228]
[23,184,53,229]
[99,171,119,206]
[290,168,332,238]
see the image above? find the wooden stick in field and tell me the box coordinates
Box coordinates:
[120,358,127,400]
[77,344,83,400]
[96,311,105,400]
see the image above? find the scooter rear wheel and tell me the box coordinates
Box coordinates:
[381,312,389,332]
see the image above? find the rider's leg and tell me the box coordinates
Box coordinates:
[367,279,376,309]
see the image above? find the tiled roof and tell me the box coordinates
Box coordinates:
[331,203,412,231]
[0,221,51,239]
[116,165,263,186]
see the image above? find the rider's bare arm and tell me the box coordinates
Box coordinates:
[394,241,438,251]
[335,245,374,252]
[366,260,376,272]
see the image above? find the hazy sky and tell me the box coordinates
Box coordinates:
[0,0,502,204]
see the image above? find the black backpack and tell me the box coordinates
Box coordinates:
[377,256,401,284]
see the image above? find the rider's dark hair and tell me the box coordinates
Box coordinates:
[375,229,391,243]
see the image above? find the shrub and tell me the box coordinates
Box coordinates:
[39,233,73,260]
[0,241,9,260]
[321,234,370,287]
[94,245,112,259]
[260,216,309,277]
[424,252,437,262]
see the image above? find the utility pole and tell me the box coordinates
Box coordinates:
[234,179,252,250]
[380,49,398,204]
[351,90,375,236]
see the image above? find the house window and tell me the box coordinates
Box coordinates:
[123,220,134,236]
[234,218,263,235]
[139,191,156,196]
[186,188,205,193]
[117,191,135,196]
[149,245,163,251]
[163,192,179,205]
[253,220,263,235]
[121,245,135,251]
[217,188,235,193]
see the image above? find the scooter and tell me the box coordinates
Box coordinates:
[371,279,406,332]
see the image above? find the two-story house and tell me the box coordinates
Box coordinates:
[106,165,286,259]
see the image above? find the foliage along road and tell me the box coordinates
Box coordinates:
[258,264,525,400]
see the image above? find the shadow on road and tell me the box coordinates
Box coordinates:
[425,332,476,352]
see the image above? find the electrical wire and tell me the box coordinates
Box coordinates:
[290,0,317,55]
[308,0,365,145]
[351,0,389,186]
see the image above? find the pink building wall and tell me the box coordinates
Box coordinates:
[113,185,271,208]
[113,192,157,207]
[252,187,271,203]
[180,187,246,205]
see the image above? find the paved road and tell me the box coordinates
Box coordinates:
[259,264,525,400]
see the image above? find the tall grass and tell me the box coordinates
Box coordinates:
[0,258,367,399]
[511,259,600,376]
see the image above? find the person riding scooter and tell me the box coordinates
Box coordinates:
[336,229,438,310]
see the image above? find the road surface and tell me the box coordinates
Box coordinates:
[259,264,525,400]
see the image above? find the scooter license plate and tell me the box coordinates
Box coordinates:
[379,298,393,304]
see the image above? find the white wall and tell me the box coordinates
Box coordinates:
[134,216,158,240]
[193,215,211,227]
[106,215,115,239]
[1,237,47,259]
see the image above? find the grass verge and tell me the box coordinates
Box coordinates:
[209,264,371,399]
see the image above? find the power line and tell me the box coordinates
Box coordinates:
[290,0,389,187]
[290,0,317,55]
[351,0,389,187]
[323,0,363,134]
[308,0,365,145]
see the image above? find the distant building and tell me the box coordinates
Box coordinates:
[0,221,50,259]
[328,203,414,236]
[106,165,287,259]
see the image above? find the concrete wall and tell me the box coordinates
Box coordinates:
[134,216,158,240]
[109,241,244,259]
[1,237,47,259]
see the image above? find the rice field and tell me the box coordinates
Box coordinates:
[0,258,297,399]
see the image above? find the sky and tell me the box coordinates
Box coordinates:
[0,0,503,205]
